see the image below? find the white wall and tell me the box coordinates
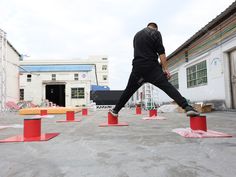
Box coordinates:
[156,35,236,107]
[65,82,90,107]
[222,35,236,108]
[6,43,20,102]
[20,71,92,106]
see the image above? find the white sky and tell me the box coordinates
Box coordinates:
[0,0,235,89]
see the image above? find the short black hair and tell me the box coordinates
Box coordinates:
[147,22,158,29]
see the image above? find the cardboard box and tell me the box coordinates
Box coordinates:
[193,104,212,113]
[177,106,186,113]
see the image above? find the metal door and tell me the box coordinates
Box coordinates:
[230,50,236,108]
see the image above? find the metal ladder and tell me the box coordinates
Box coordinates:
[143,83,155,110]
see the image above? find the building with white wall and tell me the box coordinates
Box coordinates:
[128,2,236,110]
[19,56,109,107]
[0,29,21,111]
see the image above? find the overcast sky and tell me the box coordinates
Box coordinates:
[0,0,235,89]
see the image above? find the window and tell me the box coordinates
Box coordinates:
[51,74,56,81]
[71,88,85,99]
[187,60,207,88]
[169,73,179,89]
[74,73,79,80]
[103,75,107,80]
[136,90,139,100]
[27,74,31,82]
[102,65,107,70]
[20,89,24,100]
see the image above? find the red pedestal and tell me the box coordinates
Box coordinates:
[142,109,166,120]
[67,111,75,121]
[190,116,207,131]
[99,112,129,127]
[82,108,88,116]
[24,118,41,139]
[0,118,59,143]
[57,111,81,122]
[40,110,47,116]
[149,109,157,117]
[136,107,142,115]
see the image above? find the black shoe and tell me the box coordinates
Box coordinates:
[185,106,200,116]
[109,109,118,117]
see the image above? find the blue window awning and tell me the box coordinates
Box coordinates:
[20,64,94,72]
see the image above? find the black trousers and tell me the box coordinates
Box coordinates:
[113,64,188,113]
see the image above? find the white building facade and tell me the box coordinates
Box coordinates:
[128,2,236,110]
[0,28,21,111]
[19,56,109,107]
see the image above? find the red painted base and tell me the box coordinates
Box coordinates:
[172,128,232,138]
[56,119,81,123]
[142,116,166,120]
[0,133,60,143]
[99,122,129,127]
[32,115,55,119]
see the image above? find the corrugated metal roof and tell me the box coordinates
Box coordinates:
[20,64,93,72]
[167,1,236,59]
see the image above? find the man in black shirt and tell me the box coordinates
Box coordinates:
[109,22,199,117]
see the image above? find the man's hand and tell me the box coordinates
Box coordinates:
[159,54,171,80]
[163,70,171,80]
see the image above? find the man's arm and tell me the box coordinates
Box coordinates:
[154,31,171,79]
[160,54,171,80]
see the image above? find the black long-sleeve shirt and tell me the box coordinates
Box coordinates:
[132,27,165,69]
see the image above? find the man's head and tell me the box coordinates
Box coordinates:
[147,22,158,30]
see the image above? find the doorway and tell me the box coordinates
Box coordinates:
[229,50,236,109]
[46,84,65,107]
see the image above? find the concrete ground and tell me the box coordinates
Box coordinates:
[0,109,235,177]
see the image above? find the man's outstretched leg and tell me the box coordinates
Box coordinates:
[109,70,144,117]
[147,72,199,116]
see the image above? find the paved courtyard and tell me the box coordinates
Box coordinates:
[0,109,235,177]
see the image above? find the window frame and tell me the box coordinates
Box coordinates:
[169,72,179,89]
[74,73,79,80]
[51,74,56,81]
[103,75,108,81]
[20,89,24,100]
[186,60,207,88]
[102,65,107,70]
[71,87,85,99]
[27,74,32,82]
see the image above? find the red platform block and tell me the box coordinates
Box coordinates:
[82,108,88,116]
[149,109,157,117]
[34,109,54,118]
[173,115,232,138]
[142,109,166,120]
[190,115,207,131]
[57,111,81,122]
[0,118,59,143]
[99,112,129,127]
[40,109,48,116]
[136,107,142,115]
